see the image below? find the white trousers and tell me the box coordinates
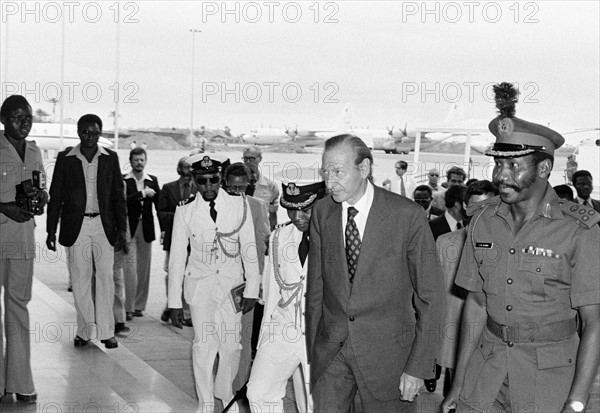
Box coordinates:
[189,284,242,413]
[68,216,115,340]
[247,326,311,413]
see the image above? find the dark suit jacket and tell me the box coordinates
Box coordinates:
[47,147,127,247]
[157,179,197,251]
[306,185,443,400]
[429,214,452,241]
[124,174,161,243]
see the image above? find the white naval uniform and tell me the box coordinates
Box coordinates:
[168,191,260,413]
[247,222,312,413]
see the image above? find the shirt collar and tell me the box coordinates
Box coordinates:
[444,210,458,230]
[342,180,374,216]
[577,196,591,204]
[124,170,151,181]
[0,133,39,154]
[66,144,109,158]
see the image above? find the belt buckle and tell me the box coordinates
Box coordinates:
[501,325,509,342]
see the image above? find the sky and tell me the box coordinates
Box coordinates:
[1,1,599,141]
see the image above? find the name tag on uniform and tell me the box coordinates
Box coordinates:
[475,242,493,249]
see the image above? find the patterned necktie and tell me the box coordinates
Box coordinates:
[345,206,361,283]
[209,200,217,223]
[298,231,310,267]
[400,177,406,197]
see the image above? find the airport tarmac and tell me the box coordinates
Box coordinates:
[5,147,597,413]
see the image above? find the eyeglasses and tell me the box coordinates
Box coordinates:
[414,198,431,203]
[242,156,257,163]
[80,130,101,138]
[10,115,33,124]
[196,176,221,185]
[429,174,439,177]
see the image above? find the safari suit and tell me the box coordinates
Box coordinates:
[168,191,259,413]
[455,185,600,412]
[247,222,312,413]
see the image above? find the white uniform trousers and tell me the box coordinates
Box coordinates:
[68,216,115,340]
[189,283,242,413]
[125,223,152,312]
[247,326,311,413]
[0,257,35,394]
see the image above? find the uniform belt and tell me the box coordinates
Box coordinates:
[83,213,100,218]
[486,317,577,343]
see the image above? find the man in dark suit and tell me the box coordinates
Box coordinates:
[573,170,600,222]
[413,185,444,220]
[429,185,467,241]
[123,147,160,319]
[306,134,443,412]
[156,156,196,324]
[46,114,127,349]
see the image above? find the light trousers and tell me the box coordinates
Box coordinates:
[68,216,115,340]
[125,223,152,312]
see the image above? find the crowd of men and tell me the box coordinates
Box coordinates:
[1,84,599,413]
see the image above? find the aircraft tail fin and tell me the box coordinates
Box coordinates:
[443,100,466,126]
[335,103,353,131]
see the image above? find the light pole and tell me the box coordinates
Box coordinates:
[189,29,201,147]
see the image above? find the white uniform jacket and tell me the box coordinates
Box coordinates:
[259,223,309,367]
[168,191,260,308]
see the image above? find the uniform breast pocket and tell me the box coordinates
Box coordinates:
[475,250,500,295]
[520,258,560,302]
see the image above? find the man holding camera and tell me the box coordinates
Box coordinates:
[0,95,48,403]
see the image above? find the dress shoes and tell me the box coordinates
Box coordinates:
[161,309,170,322]
[74,336,90,347]
[182,318,193,327]
[424,378,437,393]
[16,393,37,403]
[100,337,118,349]
[126,312,133,321]
[114,323,130,335]
[133,310,143,317]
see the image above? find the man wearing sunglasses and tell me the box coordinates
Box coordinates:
[46,114,127,350]
[168,155,260,413]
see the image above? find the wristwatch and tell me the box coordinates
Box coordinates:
[567,400,585,412]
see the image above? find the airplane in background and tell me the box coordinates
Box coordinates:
[240,127,293,145]
[21,122,115,151]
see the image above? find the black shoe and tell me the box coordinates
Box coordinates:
[100,337,118,349]
[161,309,170,322]
[74,336,90,347]
[133,310,143,317]
[425,378,437,393]
[16,393,37,403]
[182,318,193,327]
[67,286,73,292]
[114,323,130,335]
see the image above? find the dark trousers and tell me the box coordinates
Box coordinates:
[312,335,412,413]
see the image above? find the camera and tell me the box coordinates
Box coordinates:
[15,171,46,215]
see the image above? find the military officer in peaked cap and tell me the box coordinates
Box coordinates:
[247,181,326,413]
[168,155,260,413]
[442,83,600,413]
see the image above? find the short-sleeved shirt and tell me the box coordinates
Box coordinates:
[254,174,279,214]
[0,134,44,259]
[456,185,600,325]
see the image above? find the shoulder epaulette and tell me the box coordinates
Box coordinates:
[275,221,292,229]
[466,195,500,217]
[178,195,196,207]
[559,200,600,228]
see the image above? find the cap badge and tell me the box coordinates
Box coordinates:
[200,156,213,168]
[498,118,514,136]
[286,183,300,196]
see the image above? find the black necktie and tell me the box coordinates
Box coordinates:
[298,231,310,267]
[345,206,361,283]
[182,182,190,200]
[583,199,590,207]
[209,200,217,223]
[456,220,464,230]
